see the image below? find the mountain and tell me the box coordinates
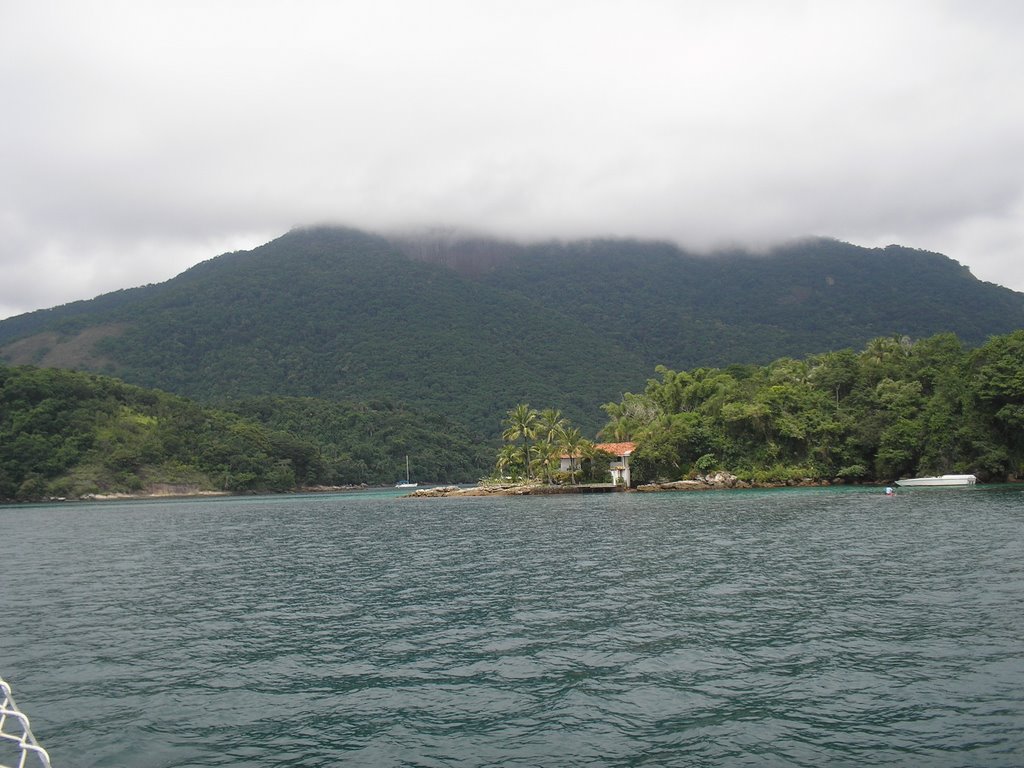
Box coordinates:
[2,226,1022,435]
[475,236,1024,368]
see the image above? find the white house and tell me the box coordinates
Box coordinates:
[560,441,637,487]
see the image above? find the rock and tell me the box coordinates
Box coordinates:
[707,471,738,487]
[637,479,711,492]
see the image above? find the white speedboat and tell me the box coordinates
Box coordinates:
[894,474,977,487]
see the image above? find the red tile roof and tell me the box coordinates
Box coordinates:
[560,441,637,460]
[593,442,636,457]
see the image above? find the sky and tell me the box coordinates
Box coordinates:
[2,0,1023,319]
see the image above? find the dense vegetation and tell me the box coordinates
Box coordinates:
[0,228,643,435]
[2,227,1022,437]
[493,403,610,484]
[224,395,491,485]
[593,331,1024,485]
[4,329,1023,502]
[0,365,489,501]
[480,238,1024,368]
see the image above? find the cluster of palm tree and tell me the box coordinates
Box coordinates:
[496,403,595,484]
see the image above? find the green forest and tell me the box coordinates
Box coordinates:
[594,330,1024,485]
[2,330,1022,502]
[3,227,1023,437]
[0,365,489,501]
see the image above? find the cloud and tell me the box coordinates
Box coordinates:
[1,0,1023,318]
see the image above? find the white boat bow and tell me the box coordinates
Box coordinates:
[894,474,977,487]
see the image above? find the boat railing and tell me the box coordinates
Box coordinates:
[0,678,51,768]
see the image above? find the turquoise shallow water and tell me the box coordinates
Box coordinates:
[2,486,1023,767]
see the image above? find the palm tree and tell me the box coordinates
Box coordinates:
[557,426,585,484]
[600,401,631,441]
[502,403,538,480]
[537,408,566,447]
[495,444,524,481]
[861,335,913,384]
[531,439,559,484]
[600,394,658,440]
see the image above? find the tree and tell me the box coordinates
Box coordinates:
[558,426,586,484]
[598,331,1024,483]
[531,439,560,484]
[537,408,567,447]
[494,405,591,485]
[502,403,538,480]
[599,392,661,441]
[972,331,1024,432]
[495,444,524,480]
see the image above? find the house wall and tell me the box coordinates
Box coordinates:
[610,458,631,487]
[560,445,634,486]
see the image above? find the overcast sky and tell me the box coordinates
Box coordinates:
[2,1,1023,319]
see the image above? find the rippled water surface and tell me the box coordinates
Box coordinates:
[2,486,1023,766]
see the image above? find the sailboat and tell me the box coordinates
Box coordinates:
[395,455,418,488]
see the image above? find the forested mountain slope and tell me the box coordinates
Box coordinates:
[476,237,1024,367]
[0,228,645,433]
[2,226,1021,435]
[0,364,489,501]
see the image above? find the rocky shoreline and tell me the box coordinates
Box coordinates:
[20,482,377,504]
[407,483,592,497]
[13,475,844,504]
[636,471,834,492]
[406,472,840,497]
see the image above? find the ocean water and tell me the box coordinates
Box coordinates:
[1,486,1022,767]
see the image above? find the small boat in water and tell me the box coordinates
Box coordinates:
[395,455,418,488]
[894,474,977,488]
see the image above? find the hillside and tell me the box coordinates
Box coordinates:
[599,330,1024,485]
[0,363,489,501]
[475,237,1024,367]
[7,329,1022,502]
[2,226,1022,435]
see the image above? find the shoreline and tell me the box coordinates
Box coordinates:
[408,475,1018,498]
[407,483,624,497]
[6,483,381,505]
[405,474,841,497]
[11,476,1011,505]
